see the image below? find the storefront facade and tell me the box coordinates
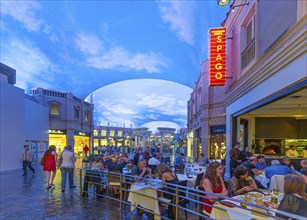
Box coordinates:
[93,125,133,153]
[187,61,227,161]
[31,88,94,154]
[222,0,307,178]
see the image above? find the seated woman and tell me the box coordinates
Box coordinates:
[201,162,228,215]
[91,156,105,170]
[228,165,258,197]
[157,163,179,219]
[277,174,307,219]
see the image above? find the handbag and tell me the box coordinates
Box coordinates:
[38,153,45,165]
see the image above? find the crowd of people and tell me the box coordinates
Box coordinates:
[22,143,307,219]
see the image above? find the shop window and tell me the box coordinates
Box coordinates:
[101,130,106,136]
[85,111,89,122]
[93,129,98,136]
[74,107,80,119]
[110,130,115,137]
[118,131,122,137]
[50,104,60,116]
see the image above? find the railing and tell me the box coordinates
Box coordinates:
[79,168,304,220]
[241,38,255,69]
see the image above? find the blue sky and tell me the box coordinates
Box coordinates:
[0,0,228,131]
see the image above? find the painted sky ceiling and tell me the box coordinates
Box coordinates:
[1,0,228,131]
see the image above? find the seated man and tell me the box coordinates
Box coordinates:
[255,155,267,171]
[265,160,296,178]
[242,156,263,188]
[300,159,307,169]
[147,153,160,172]
[242,157,261,178]
[105,154,129,173]
[131,159,152,182]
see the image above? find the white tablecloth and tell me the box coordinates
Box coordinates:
[128,182,161,220]
[176,174,197,187]
[210,191,281,220]
[255,174,270,188]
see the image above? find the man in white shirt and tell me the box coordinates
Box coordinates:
[21,145,35,176]
[148,154,161,166]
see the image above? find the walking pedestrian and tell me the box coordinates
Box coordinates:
[60,145,76,192]
[43,145,57,188]
[21,145,35,176]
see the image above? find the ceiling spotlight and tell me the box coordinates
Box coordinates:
[217,0,230,7]
[232,2,250,12]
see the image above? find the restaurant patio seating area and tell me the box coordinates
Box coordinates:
[79,165,303,220]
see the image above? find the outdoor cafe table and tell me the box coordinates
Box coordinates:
[210,190,283,220]
[128,181,162,220]
[176,174,197,187]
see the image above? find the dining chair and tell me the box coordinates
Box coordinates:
[269,175,285,192]
[196,185,210,220]
[194,172,205,207]
[107,170,127,200]
[177,180,188,219]
[158,180,188,219]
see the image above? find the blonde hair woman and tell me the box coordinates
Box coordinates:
[277,174,307,218]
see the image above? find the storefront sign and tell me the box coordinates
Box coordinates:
[209,27,226,86]
[49,129,66,134]
[74,131,90,136]
[210,125,226,135]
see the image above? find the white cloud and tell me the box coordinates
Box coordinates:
[99,112,135,127]
[73,31,167,73]
[1,38,57,91]
[43,25,59,42]
[158,0,195,45]
[136,93,187,116]
[1,0,43,32]
[141,121,180,132]
[85,79,191,127]
[86,47,167,73]
[133,115,147,120]
[97,99,136,115]
[75,33,103,55]
[1,0,59,42]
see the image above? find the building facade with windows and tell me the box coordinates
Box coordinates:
[93,125,133,151]
[187,61,227,161]
[222,0,307,178]
[31,88,94,155]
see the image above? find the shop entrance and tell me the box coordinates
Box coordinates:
[49,134,67,154]
[74,136,90,157]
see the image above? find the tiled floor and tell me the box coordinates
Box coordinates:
[0,159,198,220]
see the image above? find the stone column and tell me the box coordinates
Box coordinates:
[67,129,75,151]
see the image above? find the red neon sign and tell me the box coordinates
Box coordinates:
[209,27,226,86]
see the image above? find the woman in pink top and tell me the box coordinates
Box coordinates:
[201,162,228,214]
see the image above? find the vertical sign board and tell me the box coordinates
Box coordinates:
[209,27,226,86]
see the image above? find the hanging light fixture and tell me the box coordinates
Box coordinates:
[217,0,230,7]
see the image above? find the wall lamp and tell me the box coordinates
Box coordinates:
[217,0,230,7]
[232,2,250,12]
